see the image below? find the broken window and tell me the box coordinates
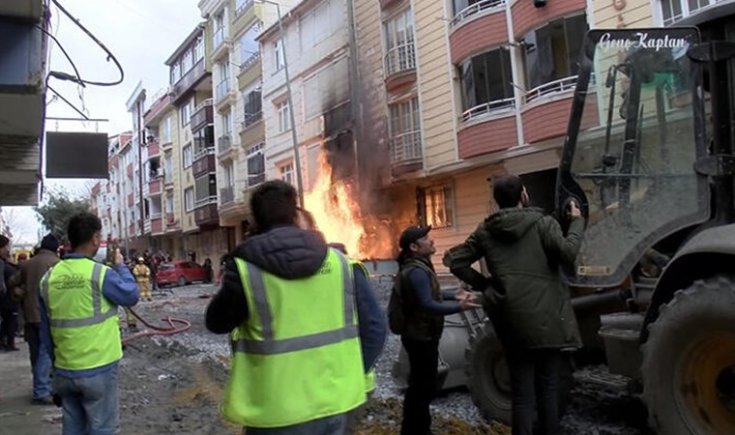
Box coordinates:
[459,48,513,113]
[417,184,454,228]
[522,14,587,90]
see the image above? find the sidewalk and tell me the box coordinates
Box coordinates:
[0,345,60,435]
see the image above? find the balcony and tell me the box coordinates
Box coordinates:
[170,58,208,104]
[458,109,517,159]
[147,139,161,158]
[390,131,422,176]
[215,80,232,106]
[217,135,232,155]
[149,178,162,195]
[213,28,226,51]
[164,172,174,186]
[128,223,135,236]
[522,86,598,145]
[166,212,178,228]
[192,151,216,177]
[194,201,219,227]
[242,111,262,130]
[190,99,213,133]
[511,0,585,38]
[238,52,261,89]
[449,1,508,64]
[380,0,402,10]
[127,193,134,207]
[151,214,164,235]
[384,44,416,91]
[127,163,133,178]
[220,186,234,205]
[235,0,254,17]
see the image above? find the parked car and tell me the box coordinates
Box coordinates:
[156,261,207,287]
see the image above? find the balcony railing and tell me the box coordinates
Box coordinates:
[242,111,262,129]
[150,212,163,220]
[525,75,578,104]
[390,130,422,164]
[240,51,260,71]
[451,0,506,27]
[461,98,515,122]
[193,147,215,162]
[215,79,231,103]
[217,135,232,154]
[385,43,416,76]
[214,27,226,49]
[220,186,234,204]
[195,195,218,208]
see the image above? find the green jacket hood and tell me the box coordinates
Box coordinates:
[484,207,546,242]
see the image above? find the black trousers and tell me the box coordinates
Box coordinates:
[507,348,562,435]
[0,306,18,349]
[400,337,439,435]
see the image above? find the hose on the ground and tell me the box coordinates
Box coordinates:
[121,307,191,344]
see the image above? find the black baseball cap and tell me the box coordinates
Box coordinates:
[399,226,432,251]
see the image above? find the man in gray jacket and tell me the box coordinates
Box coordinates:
[10,234,59,404]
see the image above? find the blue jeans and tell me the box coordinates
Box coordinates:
[26,323,52,399]
[53,365,120,435]
[245,413,348,435]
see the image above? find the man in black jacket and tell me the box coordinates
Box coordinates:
[444,175,583,435]
[397,226,479,435]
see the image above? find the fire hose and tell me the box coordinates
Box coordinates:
[121,307,191,344]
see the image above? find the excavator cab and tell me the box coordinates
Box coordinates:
[557,27,710,288]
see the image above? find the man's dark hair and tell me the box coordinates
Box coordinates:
[250,180,298,232]
[0,234,8,249]
[67,212,102,249]
[493,175,524,209]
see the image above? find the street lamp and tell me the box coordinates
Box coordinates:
[256,0,304,206]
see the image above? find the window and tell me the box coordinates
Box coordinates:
[247,143,265,187]
[184,187,195,211]
[389,97,422,163]
[418,185,454,228]
[161,116,172,144]
[194,36,204,63]
[182,144,192,168]
[181,99,193,126]
[223,162,235,187]
[303,58,349,119]
[214,11,226,47]
[195,174,217,202]
[383,8,415,75]
[239,24,260,67]
[300,0,341,49]
[243,89,262,127]
[164,151,173,184]
[222,110,232,136]
[166,194,174,214]
[522,14,587,90]
[279,162,294,185]
[459,48,514,113]
[216,62,230,102]
[659,0,714,25]
[275,39,285,71]
[276,101,291,132]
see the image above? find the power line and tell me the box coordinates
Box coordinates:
[49,0,125,87]
[36,24,85,88]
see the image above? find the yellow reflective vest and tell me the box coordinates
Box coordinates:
[223,249,366,428]
[41,258,122,371]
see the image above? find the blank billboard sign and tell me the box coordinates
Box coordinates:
[45,131,109,178]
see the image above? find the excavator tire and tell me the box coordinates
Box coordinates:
[642,276,735,435]
[465,321,573,425]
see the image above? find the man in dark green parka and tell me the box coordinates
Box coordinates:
[443,174,584,435]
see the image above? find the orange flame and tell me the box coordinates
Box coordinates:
[304,153,394,259]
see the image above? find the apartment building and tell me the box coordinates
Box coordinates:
[90,132,132,247]
[124,83,148,252]
[198,0,268,243]
[165,23,230,264]
[143,91,183,257]
[259,0,357,191]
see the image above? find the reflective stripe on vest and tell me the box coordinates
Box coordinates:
[41,262,116,328]
[231,250,357,355]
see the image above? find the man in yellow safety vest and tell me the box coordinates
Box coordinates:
[206,180,386,434]
[39,213,139,435]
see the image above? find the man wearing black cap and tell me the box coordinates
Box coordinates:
[396,225,480,435]
[9,233,60,404]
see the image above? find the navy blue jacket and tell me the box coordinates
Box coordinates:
[206,225,387,371]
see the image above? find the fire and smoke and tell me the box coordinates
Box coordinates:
[304,154,394,260]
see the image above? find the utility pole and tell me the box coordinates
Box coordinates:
[258,0,304,206]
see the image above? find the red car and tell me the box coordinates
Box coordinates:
[156,261,208,287]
